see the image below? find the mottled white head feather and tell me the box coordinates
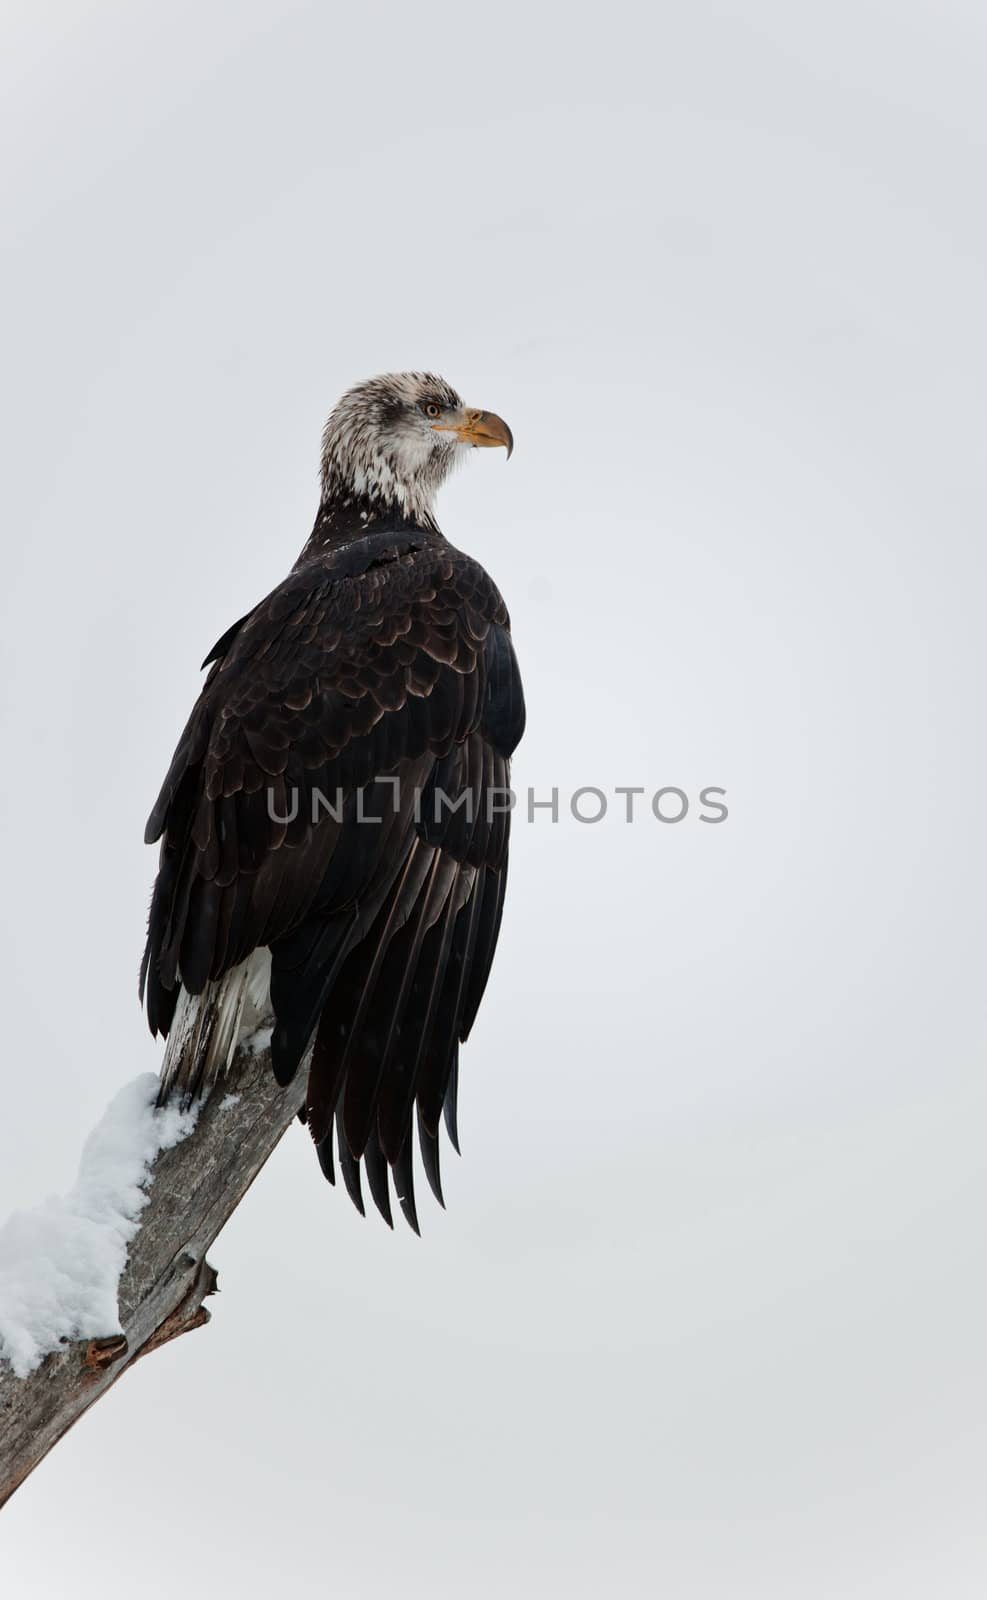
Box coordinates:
[320,371,466,526]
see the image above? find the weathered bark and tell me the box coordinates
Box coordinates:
[0,1039,305,1509]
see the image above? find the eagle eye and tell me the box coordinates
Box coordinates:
[422,401,442,419]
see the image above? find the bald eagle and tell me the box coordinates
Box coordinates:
[140,373,524,1230]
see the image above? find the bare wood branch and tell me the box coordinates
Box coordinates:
[0,1040,305,1509]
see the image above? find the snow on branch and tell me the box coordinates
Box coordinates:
[0,1037,305,1509]
[0,1078,198,1378]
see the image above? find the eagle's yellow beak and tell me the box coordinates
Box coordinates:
[433,408,514,458]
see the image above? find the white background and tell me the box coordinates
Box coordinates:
[2,2,985,1594]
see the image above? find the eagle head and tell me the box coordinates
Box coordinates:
[319,371,512,527]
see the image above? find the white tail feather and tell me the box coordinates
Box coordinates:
[160,947,273,1103]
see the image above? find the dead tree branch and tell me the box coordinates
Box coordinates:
[0,1039,305,1509]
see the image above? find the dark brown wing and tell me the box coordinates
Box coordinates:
[140,531,525,1227]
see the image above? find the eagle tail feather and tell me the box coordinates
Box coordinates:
[158,947,273,1107]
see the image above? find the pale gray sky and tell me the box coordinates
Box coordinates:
[1,2,986,1595]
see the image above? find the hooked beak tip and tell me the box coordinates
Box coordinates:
[440,407,513,457]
